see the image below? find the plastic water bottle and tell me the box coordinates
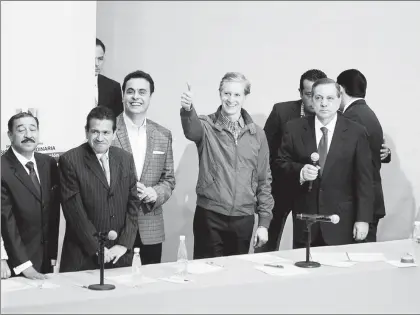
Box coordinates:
[177,235,188,277]
[132,247,142,276]
[411,221,420,263]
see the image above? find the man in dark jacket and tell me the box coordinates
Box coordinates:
[180,72,274,259]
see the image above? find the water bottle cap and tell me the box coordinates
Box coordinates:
[134,247,140,253]
[180,235,185,241]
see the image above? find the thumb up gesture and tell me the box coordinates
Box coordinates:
[181,82,193,111]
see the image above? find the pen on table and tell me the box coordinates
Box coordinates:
[263,263,284,269]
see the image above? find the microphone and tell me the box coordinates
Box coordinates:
[88,230,118,291]
[296,213,340,224]
[308,152,319,192]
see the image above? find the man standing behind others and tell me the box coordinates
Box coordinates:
[1,112,60,279]
[95,38,123,117]
[180,72,274,259]
[59,106,139,272]
[337,69,390,242]
[259,69,327,252]
[112,70,175,265]
[277,78,374,247]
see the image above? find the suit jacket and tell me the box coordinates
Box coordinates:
[112,114,175,245]
[58,143,139,272]
[263,100,304,209]
[343,99,387,218]
[98,74,123,117]
[277,115,374,245]
[1,148,60,273]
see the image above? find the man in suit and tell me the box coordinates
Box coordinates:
[1,236,12,279]
[277,78,374,247]
[59,106,140,272]
[112,70,175,265]
[337,69,390,242]
[260,69,327,252]
[1,112,60,279]
[95,38,123,117]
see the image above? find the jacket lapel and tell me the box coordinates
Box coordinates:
[83,143,109,189]
[35,153,48,202]
[140,120,155,182]
[321,115,347,180]
[301,117,318,160]
[115,114,133,154]
[6,148,42,201]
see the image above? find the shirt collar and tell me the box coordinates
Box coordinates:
[96,150,109,162]
[123,112,147,130]
[11,146,35,166]
[343,97,364,112]
[315,112,338,133]
[218,111,245,128]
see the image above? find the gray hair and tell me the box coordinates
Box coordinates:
[312,78,341,98]
[218,72,251,95]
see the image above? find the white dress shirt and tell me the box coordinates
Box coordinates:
[300,114,338,183]
[1,237,8,260]
[123,112,147,180]
[342,97,364,113]
[94,75,99,107]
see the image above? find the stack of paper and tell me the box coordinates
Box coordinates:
[255,264,309,276]
[346,252,387,262]
[235,253,291,265]
[105,274,158,287]
[1,279,33,292]
[385,260,417,268]
[158,275,192,284]
[310,252,357,268]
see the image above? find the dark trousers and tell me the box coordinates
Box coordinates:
[256,201,291,253]
[193,205,255,259]
[133,232,162,265]
[293,228,327,249]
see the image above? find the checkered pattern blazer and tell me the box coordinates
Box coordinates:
[112,114,175,245]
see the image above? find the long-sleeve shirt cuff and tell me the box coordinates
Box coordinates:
[299,168,305,185]
[13,260,33,275]
[1,240,8,260]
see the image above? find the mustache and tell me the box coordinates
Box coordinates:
[21,138,36,143]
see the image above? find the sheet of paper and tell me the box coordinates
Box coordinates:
[187,262,224,274]
[158,275,193,284]
[310,252,357,268]
[105,274,158,287]
[235,253,291,265]
[255,264,309,276]
[346,252,387,262]
[1,279,33,292]
[386,260,418,268]
[60,271,100,287]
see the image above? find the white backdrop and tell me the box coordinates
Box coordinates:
[1,1,97,268]
[96,1,420,262]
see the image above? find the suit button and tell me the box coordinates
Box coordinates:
[110,215,115,219]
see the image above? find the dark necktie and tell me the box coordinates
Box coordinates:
[318,127,329,176]
[26,161,41,196]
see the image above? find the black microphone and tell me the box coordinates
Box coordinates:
[88,230,118,291]
[296,213,340,224]
[308,152,319,192]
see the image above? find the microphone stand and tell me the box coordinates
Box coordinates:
[88,232,116,290]
[295,220,321,268]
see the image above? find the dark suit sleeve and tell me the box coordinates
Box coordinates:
[113,82,123,116]
[354,130,375,223]
[47,158,61,260]
[117,155,140,249]
[58,155,98,257]
[151,132,175,210]
[1,179,30,268]
[275,123,305,183]
[264,104,281,163]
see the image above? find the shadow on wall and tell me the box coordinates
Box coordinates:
[162,143,198,262]
[378,134,417,241]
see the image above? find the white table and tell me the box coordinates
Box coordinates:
[1,239,419,314]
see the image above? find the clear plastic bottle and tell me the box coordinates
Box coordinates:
[132,247,142,276]
[412,221,420,263]
[177,235,188,277]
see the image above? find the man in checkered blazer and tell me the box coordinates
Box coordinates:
[112,70,175,264]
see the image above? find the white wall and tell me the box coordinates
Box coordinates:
[96,1,420,262]
[1,1,97,268]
